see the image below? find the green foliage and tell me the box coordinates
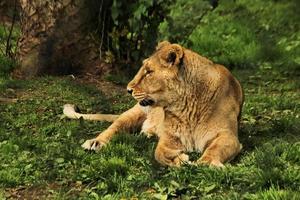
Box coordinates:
[188,15,260,68]
[247,186,300,200]
[0,23,20,76]
[109,0,170,64]
[158,0,211,43]
[0,54,15,76]
[157,0,300,69]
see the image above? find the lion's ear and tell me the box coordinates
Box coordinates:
[156,41,171,51]
[166,44,183,66]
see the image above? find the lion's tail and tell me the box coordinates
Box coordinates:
[63,104,119,122]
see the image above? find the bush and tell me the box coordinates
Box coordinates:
[109,0,171,65]
[0,23,19,76]
[158,0,211,43]
[0,55,15,76]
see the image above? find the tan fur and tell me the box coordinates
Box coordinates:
[65,41,244,167]
[63,104,119,122]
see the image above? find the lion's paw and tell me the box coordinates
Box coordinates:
[81,139,105,151]
[173,153,191,166]
[141,130,155,138]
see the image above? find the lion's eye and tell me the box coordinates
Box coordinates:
[145,69,153,76]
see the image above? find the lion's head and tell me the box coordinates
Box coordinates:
[127,41,184,107]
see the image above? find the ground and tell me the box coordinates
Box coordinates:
[0,65,299,199]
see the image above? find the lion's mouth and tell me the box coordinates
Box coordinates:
[132,92,155,106]
[139,98,154,107]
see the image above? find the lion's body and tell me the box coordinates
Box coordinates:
[64,41,243,167]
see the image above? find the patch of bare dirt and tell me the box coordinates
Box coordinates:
[74,72,127,98]
[5,183,58,200]
[5,181,84,199]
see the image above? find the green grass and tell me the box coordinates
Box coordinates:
[0,0,299,198]
[0,65,299,199]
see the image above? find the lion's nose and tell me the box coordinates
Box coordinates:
[127,89,133,94]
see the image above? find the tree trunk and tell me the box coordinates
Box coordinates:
[16,0,111,77]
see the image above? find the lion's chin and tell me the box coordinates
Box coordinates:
[139,98,155,107]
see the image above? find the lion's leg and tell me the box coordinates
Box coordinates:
[197,132,242,167]
[154,135,189,167]
[82,104,146,151]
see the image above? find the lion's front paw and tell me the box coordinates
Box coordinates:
[81,139,105,151]
[141,130,155,138]
[173,153,191,166]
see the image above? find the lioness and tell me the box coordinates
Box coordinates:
[63,41,243,167]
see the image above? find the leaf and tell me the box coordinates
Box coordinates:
[67,130,72,137]
[294,57,300,65]
[134,5,147,20]
[153,193,168,200]
[170,180,180,188]
[111,0,120,23]
[285,45,293,51]
[24,164,32,171]
[127,175,133,181]
[55,158,64,164]
[203,184,216,193]
[89,192,100,199]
